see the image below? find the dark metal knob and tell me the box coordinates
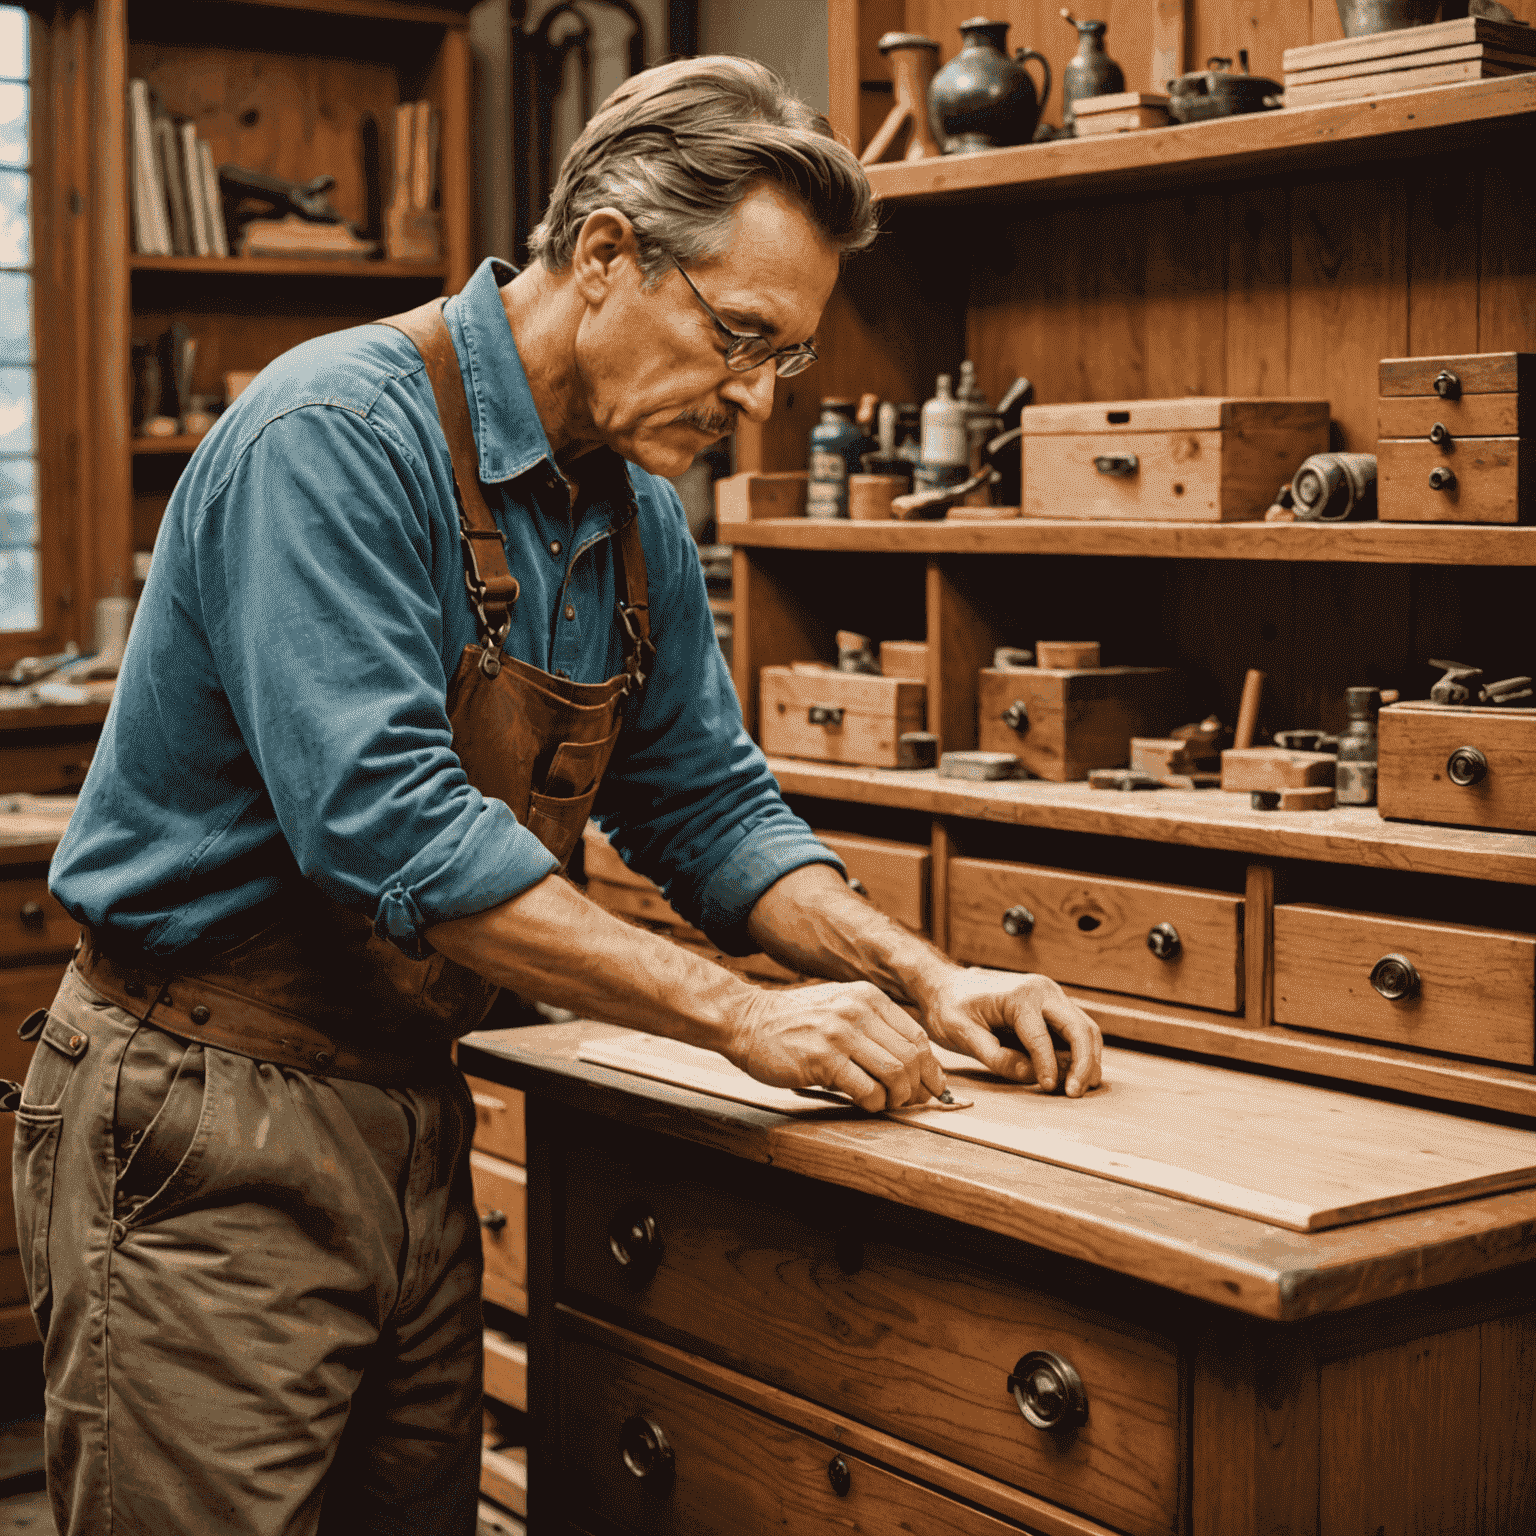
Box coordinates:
[479,1208,508,1233]
[827,1455,851,1497]
[608,1200,662,1285]
[1370,953,1420,1003]
[1146,922,1181,960]
[808,705,844,726]
[1428,466,1457,492]
[19,900,44,929]
[1002,699,1030,733]
[1447,745,1488,787]
[1002,904,1035,938]
[1008,1351,1088,1431]
[1433,368,1462,400]
[620,1415,675,1490]
[1093,453,1139,477]
[1428,421,1452,447]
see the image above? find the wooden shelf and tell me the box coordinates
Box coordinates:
[132,434,206,455]
[131,0,472,29]
[864,75,1536,207]
[720,517,1536,565]
[767,758,1536,886]
[129,255,447,280]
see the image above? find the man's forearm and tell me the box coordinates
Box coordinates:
[746,862,958,1008]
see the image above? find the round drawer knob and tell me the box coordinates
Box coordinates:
[1370,953,1420,1003]
[19,900,45,929]
[620,1415,675,1490]
[479,1207,507,1233]
[827,1455,852,1497]
[1008,1350,1088,1431]
[608,1200,662,1285]
[1146,922,1181,960]
[1428,421,1452,447]
[1446,745,1488,787]
[1428,466,1457,492]
[1002,904,1035,938]
[1433,368,1462,400]
[1002,700,1030,733]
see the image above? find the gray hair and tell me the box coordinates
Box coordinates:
[528,55,878,283]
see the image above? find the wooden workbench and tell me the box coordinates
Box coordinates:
[461,1020,1536,1536]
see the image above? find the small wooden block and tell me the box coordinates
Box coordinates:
[1074,90,1171,113]
[1074,108,1171,136]
[1160,771,1222,790]
[879,639,928,679]
[790,660,836,674]
[1221,746,1337,791]
[940,751,1019,781]
[1036,640,1101,669]
[1131,736,1195,775]
[1279,785,1336,811]
[1089,768,1161,791]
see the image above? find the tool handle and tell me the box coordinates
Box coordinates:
[1234,668,1265,751]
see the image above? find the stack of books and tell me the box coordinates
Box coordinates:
[127,79,230,258]
[1281,15,1536,108]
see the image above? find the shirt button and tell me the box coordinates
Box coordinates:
[549,540,562,557]
[564,604,576,621]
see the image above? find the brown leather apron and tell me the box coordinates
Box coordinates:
[77,299,655,1084]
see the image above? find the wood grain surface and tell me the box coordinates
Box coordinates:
[1379,435,1527,523]
[1378,392,1525,439]
[559,1137,1180,1536]
[574,1034,1536,1232]
[1379,350,1534,397]
[483,1329,527,1415]
[463,1073,525,1166]
[1273,902,1535,1065]
[1379,704,1536,834]
[947,857,1244,1013]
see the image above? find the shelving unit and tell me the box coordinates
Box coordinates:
[724,0,1536,1120]
[129,254,449,279]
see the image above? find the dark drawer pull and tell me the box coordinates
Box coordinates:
[620,1415,675,1491]
[1146,922,1181,960]
[479,1207,507,1233]
[827,1455,852,1497]
[1008,1350,1088,1431]
[1428,421,1452,447]
[1093,453,1139,478]
[1002,699,1030,733]
[808,705,844,727]
[1447,745,1488,787]
[1428,466,1457,492]
[1433,368,1461,400]
[19,900,45,929]
[608,1200,662,1285]
[1370,953,1420,1003]
[1001,904,1035,938]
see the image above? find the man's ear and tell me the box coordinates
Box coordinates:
[571,209,639,308]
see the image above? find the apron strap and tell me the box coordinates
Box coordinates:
[377,299,518,671]
[612,513,656,693]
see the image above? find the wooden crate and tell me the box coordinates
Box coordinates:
[759,667,926,768]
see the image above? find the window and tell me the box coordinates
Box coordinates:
[0,5,35,633]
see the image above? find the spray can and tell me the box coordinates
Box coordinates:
[807,398,868,519]
[916,374,970,495]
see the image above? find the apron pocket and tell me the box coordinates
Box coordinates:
[526,789,598,868]
[12,1109,63,1338]
[540,731,620,800]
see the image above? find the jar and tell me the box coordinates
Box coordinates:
[807,399,870,520]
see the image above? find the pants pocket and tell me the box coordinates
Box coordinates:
[12,1109,63,1339]
[115,1038,210,1227]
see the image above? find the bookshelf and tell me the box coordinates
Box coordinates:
[89,0,473,584]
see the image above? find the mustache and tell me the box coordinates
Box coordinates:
[675,406,737,437]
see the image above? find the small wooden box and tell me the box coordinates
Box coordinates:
[1021,397,1329,522]
[1378,702,1536,833]
[1274,903,1535,1067]
[977,666,1182,781]
[813,830,929,934]
[715,471,808,523]
[759,666,926,768]
[1378,352,1534,524]
[1072,91,1170,134]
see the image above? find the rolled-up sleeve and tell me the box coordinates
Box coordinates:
[193,404,558,956]
[593,483,843,953]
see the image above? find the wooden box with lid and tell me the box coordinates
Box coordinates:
[758,666,926,768]
[1378,352,1534,522]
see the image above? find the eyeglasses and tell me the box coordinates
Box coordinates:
[672,261,819,379]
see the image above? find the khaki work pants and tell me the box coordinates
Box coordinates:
[10,964,484,1536]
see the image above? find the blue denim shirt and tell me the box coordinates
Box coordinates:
[51,257,837,959]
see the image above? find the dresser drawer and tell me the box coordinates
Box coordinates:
[483,1328,527,1413]
[561,1331,1074,1536]
[948,857,1244,1014]
[1378,435,1527,523]
[561,1138,1181,1536]
[471,1150,527,1315]
[0,740,95,795]
[463,1073,525,1165]
[0,878,76,964]
[1274,904,1535,1066]
[1379,703,1536,834]
[812,830,929,933]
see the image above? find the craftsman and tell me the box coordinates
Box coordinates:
[16,56,1100,1536]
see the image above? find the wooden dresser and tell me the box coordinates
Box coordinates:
[460,1021,1536,1536]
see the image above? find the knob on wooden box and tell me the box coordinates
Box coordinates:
[1377,352,1533,523]
[1377,701,1536,833]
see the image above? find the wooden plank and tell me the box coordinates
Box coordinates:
[483,1329,527,1414]
[1479,132,1536,355]
[430,26,473,294]
[716,515,1536,564]
[1284,15,1536,73]
[1285,59,1529,110]
[926,559,996,756]
[826,0,861,150]
[1243,862,1274,1029]
[729,549,823,740]
[1143,192,1227,399]
[575,1035,1536,1233]
[1227,182,1291,399]
[761,758,1536,888]
[128,254,448,279]
[1478,1311,1536,1532]
[931,817,953,953]
[464,1073,526,1165]
[1288,41,1533,88]
[1149,0,1187,94]
[1407,152,1482,360]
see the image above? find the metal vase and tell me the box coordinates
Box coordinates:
[1335,0,1442,37]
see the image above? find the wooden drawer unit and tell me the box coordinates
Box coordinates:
[471,1149,527,1315]
[1379,702,1536,834]
[463,1072,525,1165]
[1378,436,1526,523]
[1021,397,1328,522]
[560,1330,1082,1536]
[977,666,1183,781]
[560,1138,1182,1536]
[484,1328,527,1413]
[949,857,1244,1014]
[1274,903,1535,1066]
[0,877,76,964]
[812,829,929,933]
[758,666,925,768]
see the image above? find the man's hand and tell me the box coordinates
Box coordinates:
[922,968,1103,1097]
[726,980,948,1113]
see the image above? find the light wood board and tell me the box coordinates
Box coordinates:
[578,1035,1536,1232]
